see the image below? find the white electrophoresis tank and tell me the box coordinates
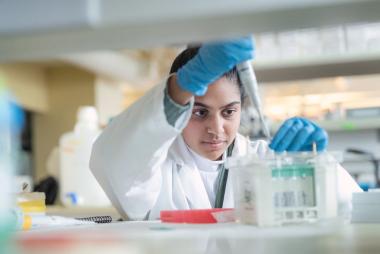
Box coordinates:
[227,151,338,226]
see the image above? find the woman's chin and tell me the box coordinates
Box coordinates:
[202,150,224,161]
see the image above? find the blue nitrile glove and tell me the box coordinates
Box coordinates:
[269,117,328,152]
[177,36,254,96]
[9,101,25,132]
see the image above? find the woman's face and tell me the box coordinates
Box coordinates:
[182,76,242,160]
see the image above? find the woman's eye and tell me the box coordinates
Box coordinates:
[193,109,208,118]
[222,109,236,118]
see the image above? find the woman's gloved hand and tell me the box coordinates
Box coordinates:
[177,36,254,96]
[269,117,328,152]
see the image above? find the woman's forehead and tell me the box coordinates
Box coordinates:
[194,77,241,107]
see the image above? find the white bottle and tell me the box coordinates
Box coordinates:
[59,106,110,207]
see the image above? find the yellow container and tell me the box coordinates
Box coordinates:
[16,192,46,215]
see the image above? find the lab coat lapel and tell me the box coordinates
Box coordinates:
[170,136,212,209]
[178,164,212,208]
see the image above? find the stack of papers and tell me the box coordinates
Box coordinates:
[351,191,380,223]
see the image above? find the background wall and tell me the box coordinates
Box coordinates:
[32,66,95,181]
[0,63,48,113]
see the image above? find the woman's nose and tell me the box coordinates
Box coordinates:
[206,115,224,136]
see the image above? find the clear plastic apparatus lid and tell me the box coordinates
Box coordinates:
[225,151,341,172]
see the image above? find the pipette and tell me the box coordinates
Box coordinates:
[237,61,271,139]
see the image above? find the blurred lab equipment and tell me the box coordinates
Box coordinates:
[237,61,271,139]
[346,106,380,119]
[12,209,95,231]
[352,190,380,223]
[14,108,34,193]
[13,192,46,230]
[0,81,24,253]
[33,176,58,205]
[59,106,110,207]
[345,148,380,190]
[239,105,272,139]
[14,175,33,192]
[13,191,113,230]
[227,151,338,226]
[16,192,46,216]
[0,83,13,251]
[32,146,60,205]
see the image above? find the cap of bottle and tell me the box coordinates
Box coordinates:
[77,106,98,123]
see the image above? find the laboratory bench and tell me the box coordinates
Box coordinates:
[15,220,380,254]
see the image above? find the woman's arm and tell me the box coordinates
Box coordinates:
[90,80,192,220]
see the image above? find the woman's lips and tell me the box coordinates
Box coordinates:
[201,140,226,150]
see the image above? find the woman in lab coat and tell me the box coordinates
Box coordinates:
[90,37,361,220]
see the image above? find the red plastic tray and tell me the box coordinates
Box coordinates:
[160,208,233,224]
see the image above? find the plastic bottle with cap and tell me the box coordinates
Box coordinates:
[59,106,110,207]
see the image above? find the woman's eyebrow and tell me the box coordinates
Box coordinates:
[220,101,241,109]
[194,101,241,109]
[194,102,209,108]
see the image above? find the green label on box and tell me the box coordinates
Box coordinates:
[272,165,314,178]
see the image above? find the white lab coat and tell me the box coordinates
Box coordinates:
[90,79,362,220]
